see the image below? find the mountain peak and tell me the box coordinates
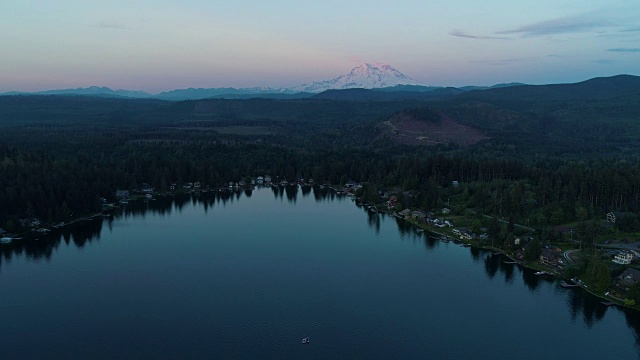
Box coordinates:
[292,63,424,93]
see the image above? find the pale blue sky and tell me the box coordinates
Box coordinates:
[2,0,639,92]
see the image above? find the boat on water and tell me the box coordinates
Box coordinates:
[302,337,310,344]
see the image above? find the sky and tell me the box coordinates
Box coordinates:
[2,0,639,93]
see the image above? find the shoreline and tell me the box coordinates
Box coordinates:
[391,211,635,312]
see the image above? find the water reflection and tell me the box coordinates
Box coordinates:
[566,288,608,328]
[0,187,348,269]
[2,187,640,348]
[424,234,437,249]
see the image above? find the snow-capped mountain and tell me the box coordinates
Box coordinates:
[291,63,424,93]
[1,63,426,100]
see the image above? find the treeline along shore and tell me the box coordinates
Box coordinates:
[3,77,640,307]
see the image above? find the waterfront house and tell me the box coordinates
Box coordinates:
[194,182,201,189]
[441,208,451,215]
[452,229,462,237]
[452,181,459,188]
[613,251,635,265]
[116,190,129,199]
[617,268,640,290]
[540,249,559,267]
[412,210,427,221]
[399,209,412,218]
[264,175,272,184]
[460,228,475,240]
[257,176,264,185]
[386,196,398,210]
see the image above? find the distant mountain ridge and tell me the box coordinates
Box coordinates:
[3,86,151,98]
[0,63,428,100]
[5,69,638,102]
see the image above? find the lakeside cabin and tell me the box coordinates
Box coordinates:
[613,251,635,265]
[540,249,559,267]
[617,268,640,291]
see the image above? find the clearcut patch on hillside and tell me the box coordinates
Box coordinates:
[381,113,489,146]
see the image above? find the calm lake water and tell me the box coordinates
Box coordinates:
[1,186,640,359]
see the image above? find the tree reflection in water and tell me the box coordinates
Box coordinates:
[1,186,639,347]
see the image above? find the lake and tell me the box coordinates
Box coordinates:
[1,186,639,359]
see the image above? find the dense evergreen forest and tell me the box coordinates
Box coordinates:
[1,75,640,235]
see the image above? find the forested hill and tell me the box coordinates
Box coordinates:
[1,75,640,235]
[1,74,639,156]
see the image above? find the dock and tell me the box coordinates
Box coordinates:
[560,281,578,288]
[503,261,518,264]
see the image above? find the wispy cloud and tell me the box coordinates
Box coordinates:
[594,59,615,64]
[496,15,611,36]
[94,21,128,30]
[607,48,640,53]
[449,30,510,40]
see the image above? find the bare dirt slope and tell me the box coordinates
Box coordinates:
[381,113,488,146]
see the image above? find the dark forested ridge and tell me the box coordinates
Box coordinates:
[1,74,640,234]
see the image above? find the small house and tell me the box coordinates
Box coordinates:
[613,251,635,265]
[116,190,129,199]
[257,176,264,184]
[412,210,427,220]
[460,228,475,240]
[617,268,640,290]
[540,249,559,267]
